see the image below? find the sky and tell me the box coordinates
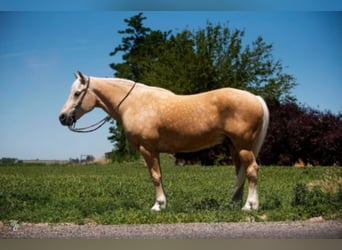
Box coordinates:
[0,11,341,160]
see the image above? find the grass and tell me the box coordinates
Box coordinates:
[0,155,341,225]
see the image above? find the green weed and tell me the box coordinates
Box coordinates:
[291,182,342,219]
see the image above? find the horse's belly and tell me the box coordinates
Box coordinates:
[157,128,224,153]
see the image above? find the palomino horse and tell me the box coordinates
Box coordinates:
[59,71,269,211]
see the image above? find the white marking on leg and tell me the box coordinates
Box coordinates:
[151,193,166,211]
[242,186,259,210]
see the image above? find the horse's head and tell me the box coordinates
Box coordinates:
[59,71,97,127]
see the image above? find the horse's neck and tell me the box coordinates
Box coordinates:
[90,77,134,119]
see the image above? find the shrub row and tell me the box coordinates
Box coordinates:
[259,100,342,166]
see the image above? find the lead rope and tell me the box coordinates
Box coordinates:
[68,80,136,133]
[115,81,137,111]
[68,116,111,133]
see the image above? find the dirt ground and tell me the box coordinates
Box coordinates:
[1,219,341,239]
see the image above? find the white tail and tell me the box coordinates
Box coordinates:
[253,96,270,157]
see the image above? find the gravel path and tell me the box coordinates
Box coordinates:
[1,220,341,239]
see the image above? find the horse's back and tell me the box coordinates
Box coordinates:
[136,86,263,135]
[167,87,262,122]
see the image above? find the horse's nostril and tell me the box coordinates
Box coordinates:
[59,114,66,123]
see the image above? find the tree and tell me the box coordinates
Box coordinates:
[108,13,297,162]
[108,13,154,162]
[138,21,297,101]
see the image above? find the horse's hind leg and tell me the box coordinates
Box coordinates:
[239,149,259,210]
[230,144,245,204]
[139,146,166,211]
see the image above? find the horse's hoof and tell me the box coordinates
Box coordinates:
[151,201,166,211]
[151,206,161,212]
[242,201,258,211]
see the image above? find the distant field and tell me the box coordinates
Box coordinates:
[0,155,341,225]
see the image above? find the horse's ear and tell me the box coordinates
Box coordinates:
[74,71,87,84]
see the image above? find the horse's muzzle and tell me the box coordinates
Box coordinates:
[59,113,74,126]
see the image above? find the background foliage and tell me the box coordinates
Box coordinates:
[109,13,296,100]
[259,100,342,166]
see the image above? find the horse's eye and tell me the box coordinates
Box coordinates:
[74,91,81,97]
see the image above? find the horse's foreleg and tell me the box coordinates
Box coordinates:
[239,149,259,210]
[230,145,245,203]
[139,146,166,211]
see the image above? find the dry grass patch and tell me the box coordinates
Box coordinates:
[307,168,342,193]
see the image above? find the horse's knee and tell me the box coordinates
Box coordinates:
[239,149,258,182]
[246,163,258,181]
